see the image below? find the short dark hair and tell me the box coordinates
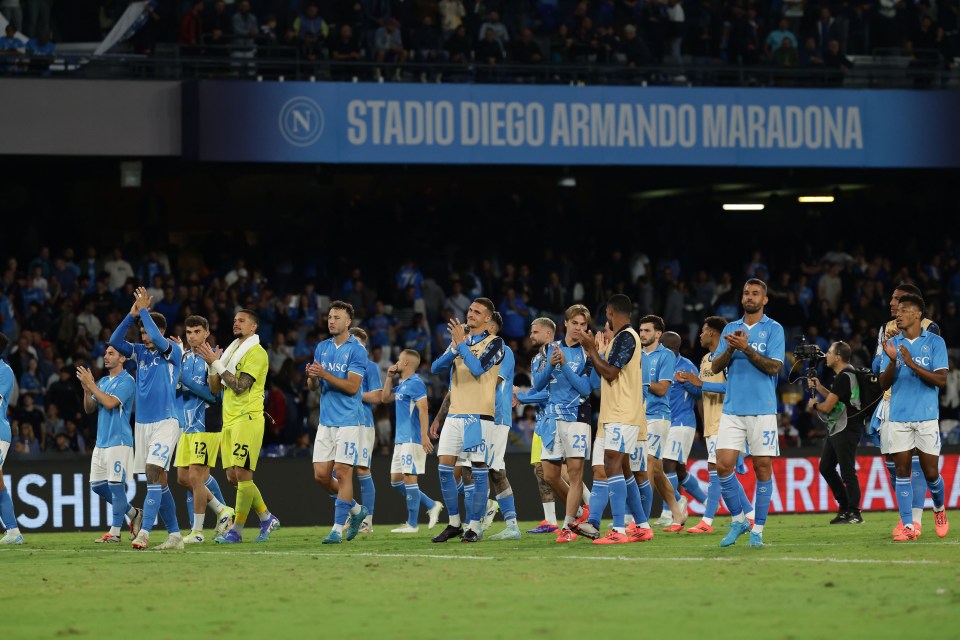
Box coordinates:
[349,327,368,342]
[141,311,166,333]
[0,332,8,354]
[474,297,495,315]
[490,311,503,333]
[238,308,259,325]
[831,341,852,362]
[703,316,727,333]
[744,278,768,294]
[185,315,209,331]
[898,293,925,314]
[894,283,922,298]
[329,300,355,320]
[639,314,665,332]
[606,294,632,316]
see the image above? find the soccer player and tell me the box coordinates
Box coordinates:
[429,298,504,543]
[78,347,142,543]
[638,315,685,528]
[576,294,645,544]
[110,287,184,550]
[806,341,867,524]
[533,305,597,542]
[514,317,559,533]
[381,349,443,532]
[0,332,25,545]
[199,308,280,544]
[878,293,949,540]
[871,283,940,535]
[711,279,784,548]
[174,315,234,543]
[484,311,522,541]
[349,327,382,533]
[677,316,729,534]
[307,301,370,544]
[660,331,709,532]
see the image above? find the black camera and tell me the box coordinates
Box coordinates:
[793,336,825,363]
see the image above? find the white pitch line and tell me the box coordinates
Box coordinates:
[555,555,942,565]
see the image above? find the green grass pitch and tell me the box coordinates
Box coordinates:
[3,514,959,639]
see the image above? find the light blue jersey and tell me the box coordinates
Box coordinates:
[94,371,136,448]
[517,350,550,423]
[714,314,784,416]
[394,374,428,444]
[668,355,698,427]
[314,335,368,427]
[879,329,948,422]
[495,346,516,426]
[178,351,215,434]
[109,310,183,423]
[642,343,676,420]
[362,358,383,428]
[534,341,596,422]
[0,360,13,443]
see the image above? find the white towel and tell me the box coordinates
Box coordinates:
[217,334,260,374]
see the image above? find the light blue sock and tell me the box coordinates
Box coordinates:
[391,481,405,496]
[91,480,111,504]
[457,479,465,496]
[719,474,743,519]
[681,473,708,503]
[625,476,644,523]
[737,477,753,515]
[404,484,420,526]
[205,476,226,504]
[420,489,436,511]
[471,469,489,526]
[927,476,945,510]
[885,460,897,488]
[704,471,721,520]
[141,484,162,533]
[665,472,680,505]
[638,479,653,521]
[0,488,17,531]
[587,480,609,528]
[438,464,459,517]
[185,490,194,528]
[159,486,180,534]
[497,489,516,524]
[608,475,627,529]
[359,473,376,516]
[895,476,913,526]
[463,483,475,523]
[334,498,351,527]
[911,457,926,510]
[754,479,773,526]
[108,482,132,528]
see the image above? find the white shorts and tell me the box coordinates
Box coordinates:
[359,427,376,469]
[706,435,718,465]
[717,414,779,458]
[134,419,181,472]
[541,420,590,462]
[592,432,606,467]
[90,445,134,483]
[663,425,696,464]
[490,423,509,471]
[391,442,428,475]
[313,425,370,466]
[646,418,670,459]
[884,420,941,456]
[0,439,9,467]
[603,423,641,457]
[437,417,496,465]
[629,438,648,472]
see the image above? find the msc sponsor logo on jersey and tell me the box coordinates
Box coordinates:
[750,342,767,353]
[322,361,349,373]
[279,97,325,147]
[139,356,161,371]
[913,356,931,367]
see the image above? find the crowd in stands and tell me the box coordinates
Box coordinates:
[1,0,957,73]
[2,233,959,460]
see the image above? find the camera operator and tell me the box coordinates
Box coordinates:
[806,341,865,524]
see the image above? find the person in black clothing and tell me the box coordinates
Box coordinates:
[807,341,866,524]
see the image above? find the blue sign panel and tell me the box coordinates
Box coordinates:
[188,81,960,167]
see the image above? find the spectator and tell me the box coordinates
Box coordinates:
[439,0,466,40]
[0,24,21,53]
[329,24,363,62]
[43,403,64,437]
[16,394,45,449]
[1,0,21,33]
[402,312,430,355]
[822,39,852,84]
[19,357,43,399]
[294,2,329,41]
[512,26,543,63]
[476,26,506,64]
[621,24,651,66]
[103,248,134,292]
[180,0,206,50]
[206,0,230,36]
[765,17,798,58]
[814,7,842,56]
[411,15,448,78]
[232,0,259,47]
[445,23,472,62]
[374,17,408,78]
[799,35,823,66]
[478,11,509,45]
[498,287,530,339]
[664,0,684,65]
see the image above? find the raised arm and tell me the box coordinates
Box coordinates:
[108,314,136,358]
[430,347,458,374]
[456,337,504,378]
